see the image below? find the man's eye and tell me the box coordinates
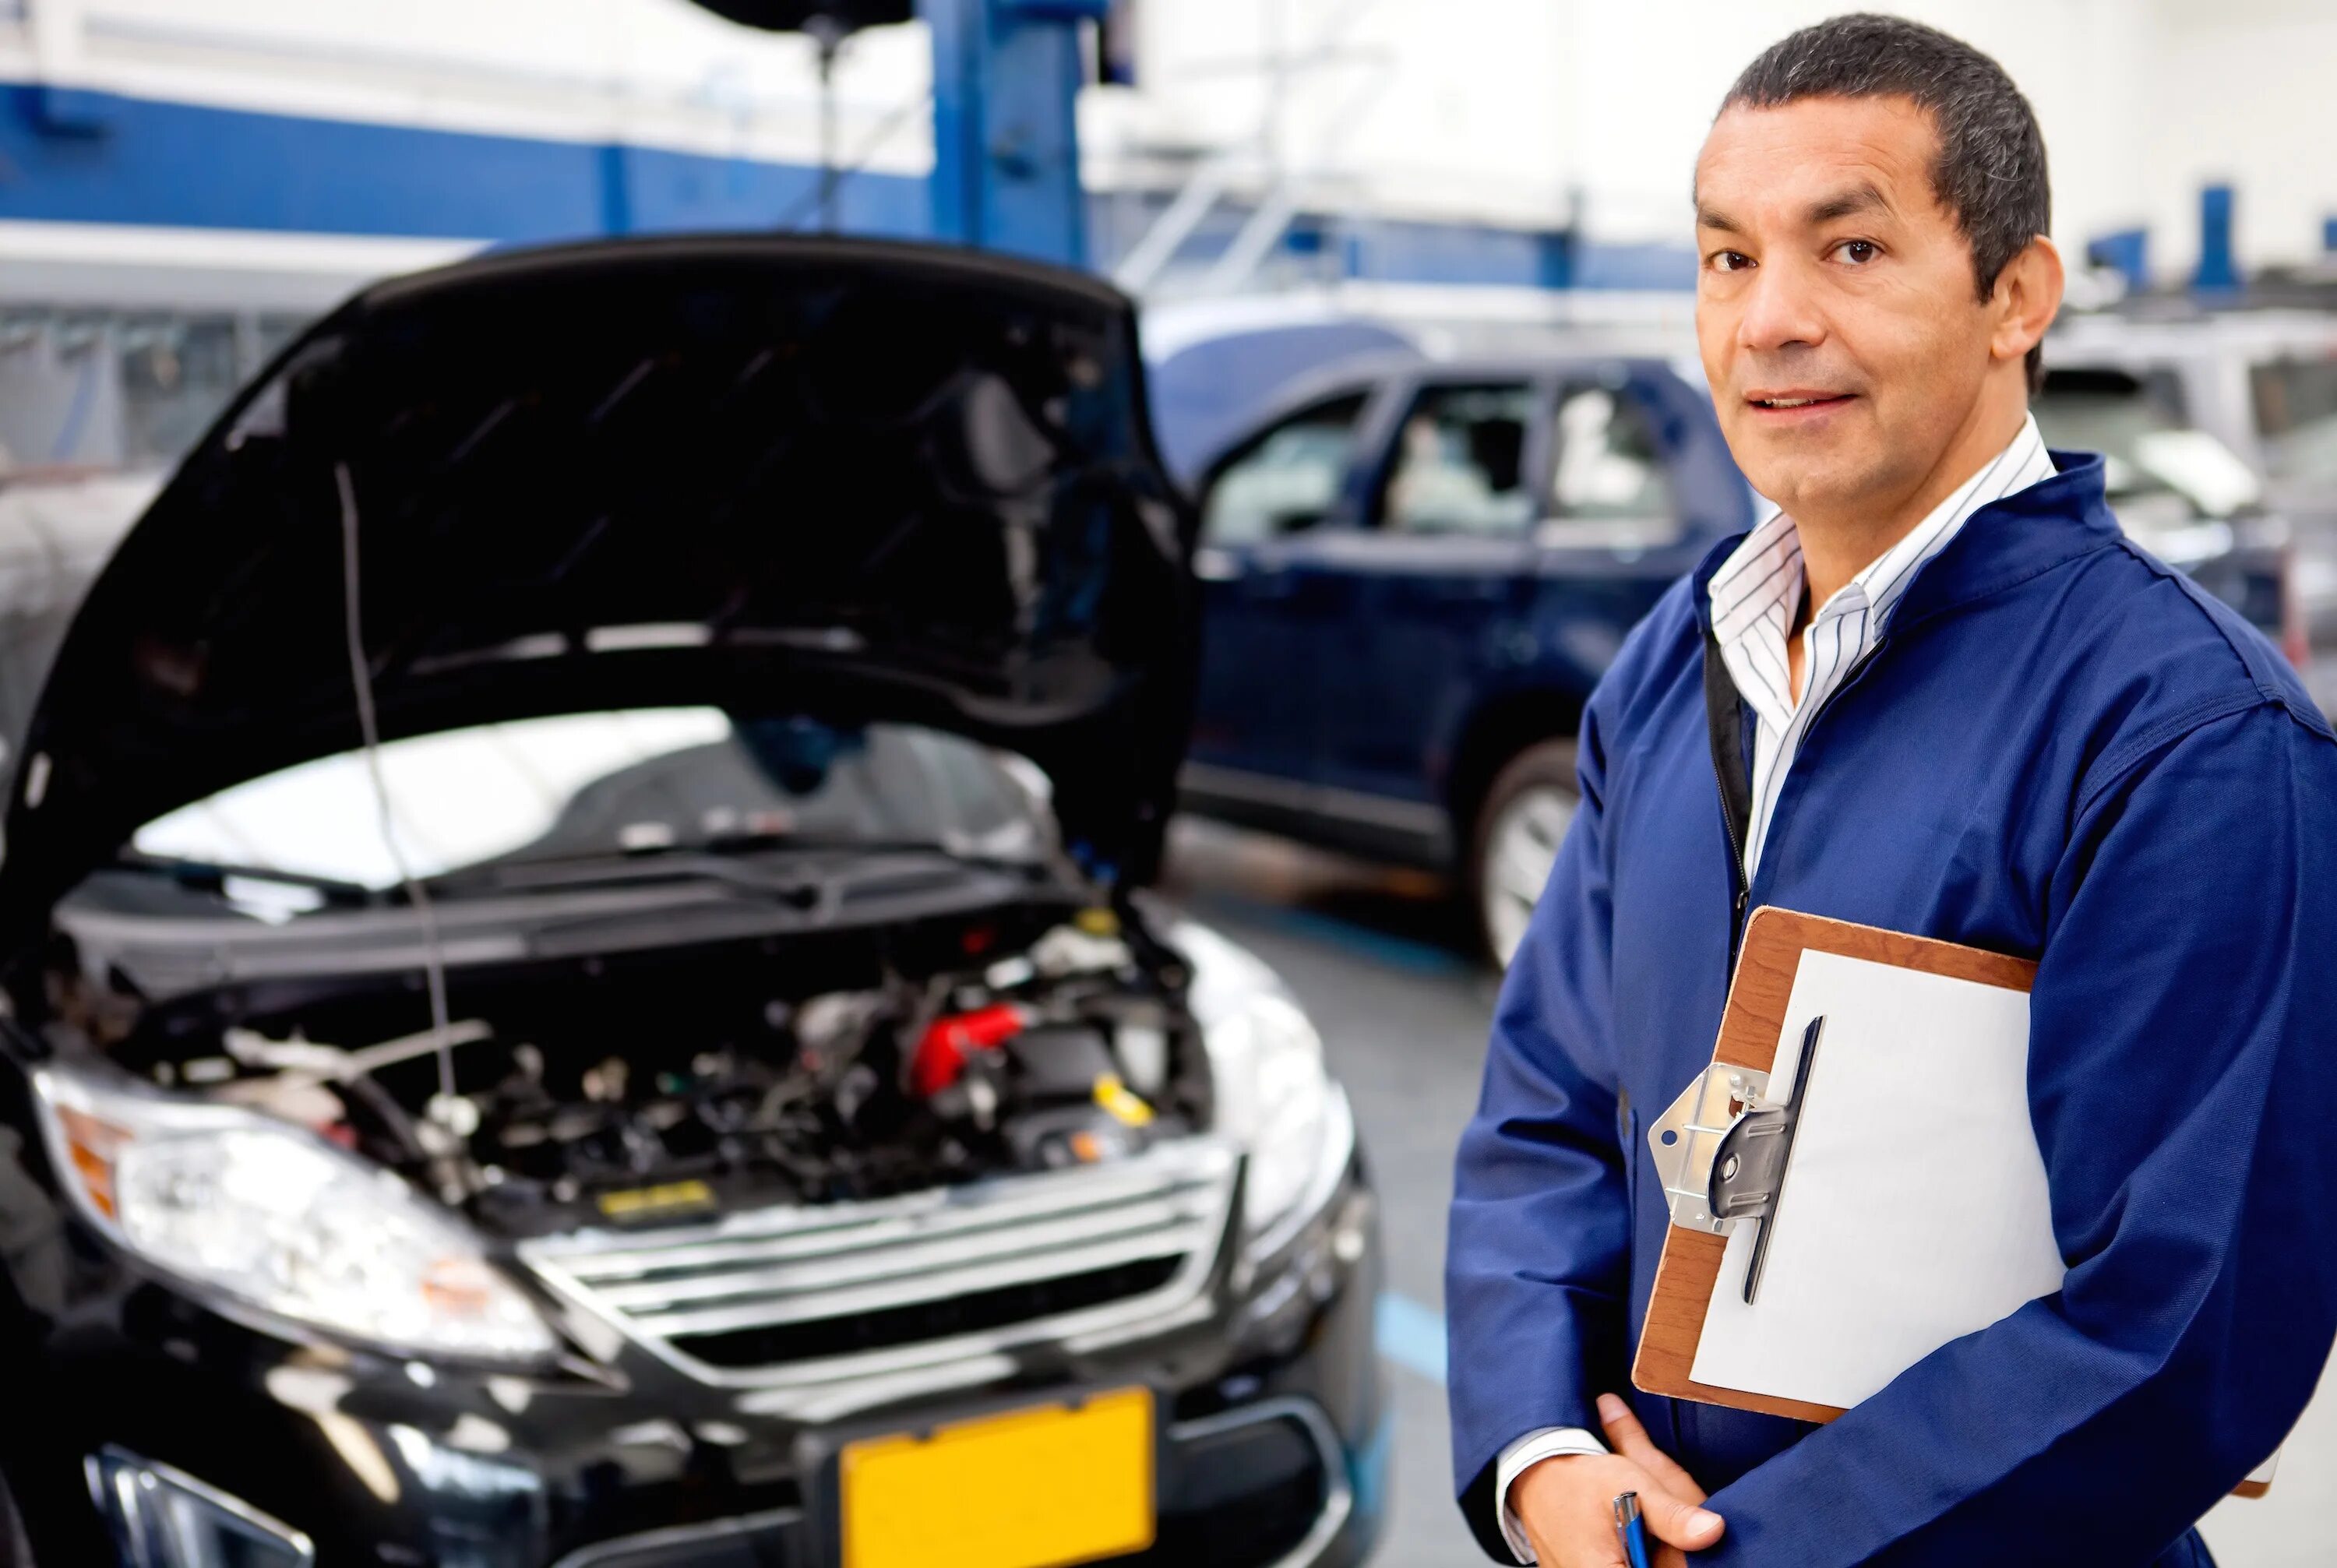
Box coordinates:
[1709,251,1753,273]
[1832,239,1881,265]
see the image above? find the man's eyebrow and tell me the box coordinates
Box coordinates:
[1694,203,1742,235]
[1807,183,1890,224]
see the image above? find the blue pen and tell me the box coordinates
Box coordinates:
[1613,1491,1654,1568]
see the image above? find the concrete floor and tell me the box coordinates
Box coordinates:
[1158,795,2337,1568]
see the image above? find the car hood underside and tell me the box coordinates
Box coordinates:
[0,236,1197,934]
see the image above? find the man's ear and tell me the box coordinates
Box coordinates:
[1991,234,2064,370]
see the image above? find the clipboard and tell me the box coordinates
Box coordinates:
[1630,905,2278,1498]
[1631,907,2035,1422]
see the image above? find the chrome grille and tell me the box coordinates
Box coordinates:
[522,1138,1237,1381]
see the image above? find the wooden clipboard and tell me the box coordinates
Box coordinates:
[1629,906,2275,1499]
[1631,907,2036,1422]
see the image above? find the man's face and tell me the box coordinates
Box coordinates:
[1694,95,1997,520]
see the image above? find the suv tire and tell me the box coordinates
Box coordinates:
[1468,739,1581,967]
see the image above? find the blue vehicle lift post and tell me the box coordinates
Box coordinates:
[691,0,1108,270]
[2194,182,2239,294]
[920,0,1109,269]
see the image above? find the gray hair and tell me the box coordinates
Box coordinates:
[1722,13,2051,389]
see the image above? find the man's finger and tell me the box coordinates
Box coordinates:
[1634,1482,1725,1552]
[1596,1394,1708,1502]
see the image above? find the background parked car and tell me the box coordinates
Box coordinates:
[1173,354,1753,964]
[2039,310,2319,664]
[1167,342,2304,966]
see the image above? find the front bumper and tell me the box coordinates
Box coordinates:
[9,1158,1384,1568]
[548,1393,1365,1568]
[84,1390,1373,1568]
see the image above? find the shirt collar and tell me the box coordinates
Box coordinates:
[1704,414,2056,644]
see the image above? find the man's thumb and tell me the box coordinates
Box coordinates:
[1639,1485,1725,1551]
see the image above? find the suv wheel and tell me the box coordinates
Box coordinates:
[1469,740,1580,967]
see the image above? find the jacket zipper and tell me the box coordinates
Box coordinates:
[1711,743,1750,949]
[1702,626,1755,958]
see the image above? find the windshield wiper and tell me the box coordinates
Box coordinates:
[100,852,393,908]
[425,837,1044,899]
[428,847,823,901]
[104,837,1046,912]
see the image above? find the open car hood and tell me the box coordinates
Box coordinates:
[0,237,1196,936]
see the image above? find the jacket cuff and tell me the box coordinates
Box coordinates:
[1494,1428,1609,1561]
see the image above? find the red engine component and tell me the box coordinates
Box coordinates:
[909,1003,1027,1096]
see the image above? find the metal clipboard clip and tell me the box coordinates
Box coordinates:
[1647,1014,1825,1304]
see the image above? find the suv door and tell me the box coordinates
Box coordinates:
[1521,372,1717,668]
[1307,378,1551,844]
[1472,372,1702,962]
[1186,389,1374,798]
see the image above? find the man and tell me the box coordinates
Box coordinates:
[1446,15,2337,1567]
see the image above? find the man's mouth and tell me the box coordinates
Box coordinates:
[1747,391,1855,413]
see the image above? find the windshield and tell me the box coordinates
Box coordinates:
[116,710,1054,918]
[2032,368,2261,521]
[2252,355,2337,488]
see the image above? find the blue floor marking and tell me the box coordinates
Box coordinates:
[1193,891,1474,979]
[1376,1291,1449,1384]
[1271,905,1474,978]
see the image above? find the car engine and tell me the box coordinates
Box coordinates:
[55,899,1207,1239]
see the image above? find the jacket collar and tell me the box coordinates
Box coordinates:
[1691,450,2115,636]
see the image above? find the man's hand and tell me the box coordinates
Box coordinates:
[1510,1395,1725,1566]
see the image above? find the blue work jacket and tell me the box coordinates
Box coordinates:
[1447,452,2337,1565]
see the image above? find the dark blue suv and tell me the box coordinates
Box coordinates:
[1177,355,1754,962]
[1173,347,2299,965]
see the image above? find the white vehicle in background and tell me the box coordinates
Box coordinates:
[0,227,484,478]
[2047,306,2337,657]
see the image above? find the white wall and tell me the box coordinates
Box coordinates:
[1091,0,1574,227]
[0,0,933,171]
[1088,0,2337,277]
[2143,0,2337,277]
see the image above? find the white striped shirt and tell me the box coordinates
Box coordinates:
[1491,415,2058,1565]
[1710,415,2058,883]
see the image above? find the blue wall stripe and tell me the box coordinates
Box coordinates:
[1341,217,1570,289]
[0,80,1698,294]
[0,83,928,243]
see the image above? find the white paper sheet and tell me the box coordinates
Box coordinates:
[1689,949,2066,1411]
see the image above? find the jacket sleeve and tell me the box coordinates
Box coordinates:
[1446,693,1632,1561]
[1703,701,2337,1566]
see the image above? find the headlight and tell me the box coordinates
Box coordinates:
[1176,922,1352,1249]
[36,1066,557,1364]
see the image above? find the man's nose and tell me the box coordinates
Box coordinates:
[1736,259,1828,355]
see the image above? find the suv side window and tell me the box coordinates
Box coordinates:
[1200,393,1369,544]
[1376,382,1539,536]
[1539,386,1681,548]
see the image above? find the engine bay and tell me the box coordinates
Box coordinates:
[44,896,1209,1239]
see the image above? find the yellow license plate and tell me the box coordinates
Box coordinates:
[840,1387,1156,1568]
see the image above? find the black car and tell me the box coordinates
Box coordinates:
[0,238,1382,1568]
